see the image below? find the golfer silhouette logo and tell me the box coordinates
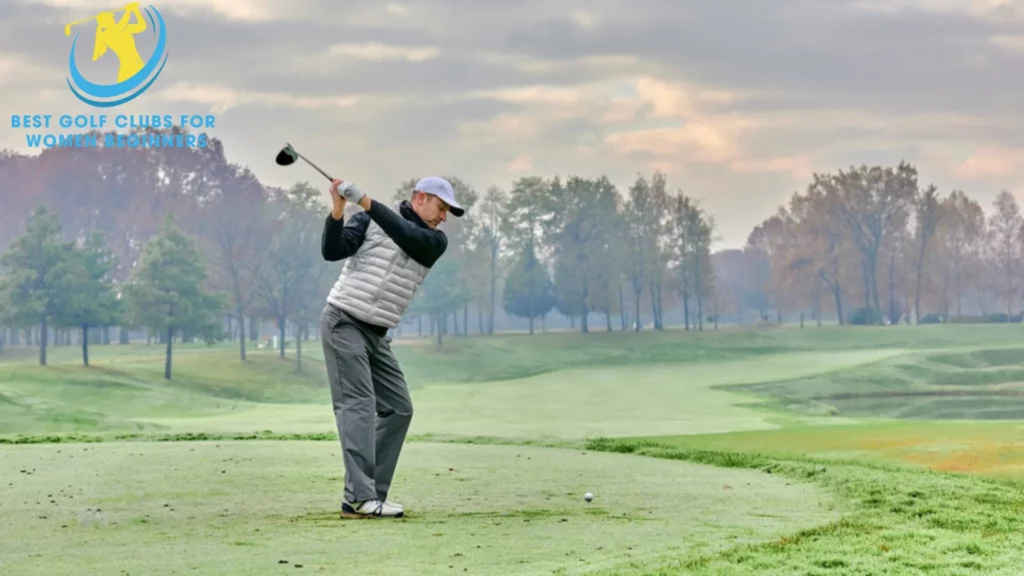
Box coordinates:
[64,3,168,107]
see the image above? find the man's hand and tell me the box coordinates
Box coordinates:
[330,178,370,216]
[329,179,346,220]
[331,179,366,203]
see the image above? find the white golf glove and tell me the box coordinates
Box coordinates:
[337,181,365,203]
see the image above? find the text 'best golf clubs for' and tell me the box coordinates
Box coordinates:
[275,143,334,182]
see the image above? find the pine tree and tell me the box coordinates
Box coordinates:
[502,241,555,334]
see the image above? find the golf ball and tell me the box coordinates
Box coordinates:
[584,492,593,502]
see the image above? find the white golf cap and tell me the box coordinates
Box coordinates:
[414,176,464,217]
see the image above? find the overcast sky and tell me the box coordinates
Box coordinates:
[3,0,1024,249]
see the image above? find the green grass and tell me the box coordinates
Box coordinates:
[389,323,1024,384]
[0,440,838,576]
[725,344,1024,420]
[637,420,1024,478]
[0,337,890,438]
[583,438,1024,575]
[8,323,1024,573]
[0,345,325,435]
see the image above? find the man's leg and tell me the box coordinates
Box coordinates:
[320,306,377,504]
[369,336,413,503]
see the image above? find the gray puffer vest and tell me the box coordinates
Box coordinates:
[325,203,431,328]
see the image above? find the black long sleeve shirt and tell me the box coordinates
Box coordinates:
[321,199,448,268]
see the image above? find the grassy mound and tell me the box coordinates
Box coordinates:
[0,346,326,435]
[726,344,1024,420]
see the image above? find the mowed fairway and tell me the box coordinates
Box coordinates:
[407,350,886,438]
[0,441,839,576]
[8,323,1024,573]
[642,420,1024,478]
[139,350,885,438]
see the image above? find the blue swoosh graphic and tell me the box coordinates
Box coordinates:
[68,50,168,108]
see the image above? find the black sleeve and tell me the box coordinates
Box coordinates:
[366,199,448,267]
[321,211,370,261]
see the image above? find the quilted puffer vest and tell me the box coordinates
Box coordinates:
[325,203,431,328]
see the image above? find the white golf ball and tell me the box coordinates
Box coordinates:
[584,492,593,502]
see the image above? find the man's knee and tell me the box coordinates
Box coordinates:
[380,397,413,421]
[340,388,376,408]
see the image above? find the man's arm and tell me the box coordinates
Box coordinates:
[365,199,447,267]
[321,211,370,261]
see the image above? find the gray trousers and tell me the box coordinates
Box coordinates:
[320,303,413,504]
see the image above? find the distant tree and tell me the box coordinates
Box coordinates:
[437,175,478,335]
[671,194,715,330]
[742,225,775,321]
[911,185,943,323]
[502,241,555,334]
[622,172,672,330]
[502,176,551,258]
[0,206,81,365]
[545,176,621,333]
[200,163,271,361]
[60,231,121,366]
[258,182,323,365]
[988,190,1023,316]
[121,216,224,379]
[815,162,918,315]
[419,256,471,345]
[473,186,508,335]
[937,190,985,316]
[0,150,38,251]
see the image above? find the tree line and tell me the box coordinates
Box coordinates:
[739,161,1024,326]
[0,127,1019,374]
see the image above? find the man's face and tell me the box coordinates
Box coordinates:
[412,192,449,229]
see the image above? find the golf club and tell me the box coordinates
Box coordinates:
[275,142,333,182]
[64,3,137,35]
[65,17,96,35]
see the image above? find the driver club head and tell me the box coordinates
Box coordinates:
[275,143,299,166]
[274,142,333,181]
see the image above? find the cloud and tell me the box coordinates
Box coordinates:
[470,52,640,76]
[19,0,287,21]
[867,0,1024,22]
[467,85,587,106]
[458,113,537,142]
[385,4,408,17]
[732,156,815,179]
[954,146,1024,179]
[989,34,1024,51]
[606,122,742,165]
[633,78,739,118]
[570,10,602,29]
[153,82,359,113]
[506,153,533,173]
[3,0,1024,250]
[0,54,63,89]
[328,42,440,62]
[597,77,789,173]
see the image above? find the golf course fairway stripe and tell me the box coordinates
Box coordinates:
[0,441,840,575]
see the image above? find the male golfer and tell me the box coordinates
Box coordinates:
[319,175,463,519]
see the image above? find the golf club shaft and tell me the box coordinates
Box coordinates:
[297,152,332,181]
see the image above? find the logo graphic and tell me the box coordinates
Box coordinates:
[64,2,168,108]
